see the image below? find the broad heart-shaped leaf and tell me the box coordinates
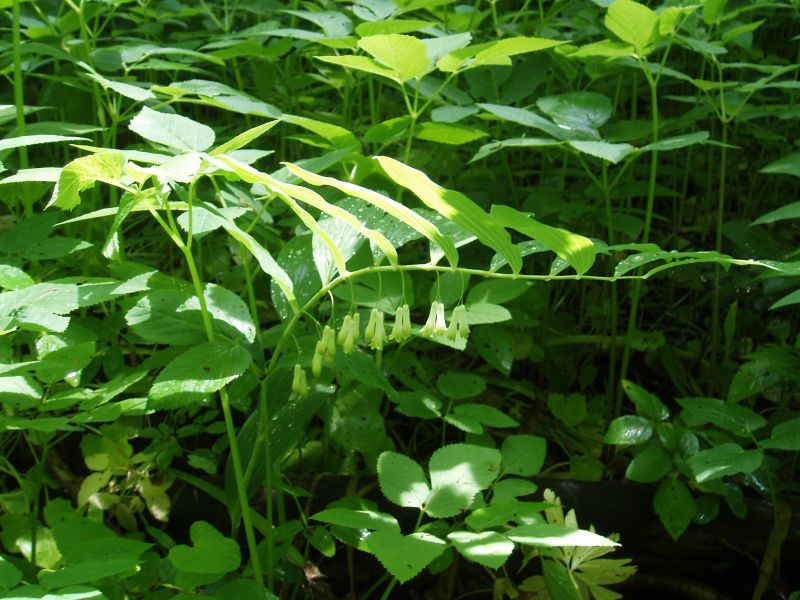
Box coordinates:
[605,0,661,55]
[49,152,125,211]
[507,524,619,547]
[490,205,596,275]
[148,341,252,408]
[365,530,446,583]
[537,92,613,140]
[358,34,431,82]
[760,417,800,451]
[654,477,695,540]
[688,443,763,483]
[377,451,430,509]
[168,521,241,574]
[702,0,728,25]
[424,444,502,518]
[604,415,653,445]
[677,397,766,436]
[622,379,669,420]
[376,156,521,273]
[129,106,215,152]
[569,140,634,163]
[447,531,514,569]
[501,435,546,476]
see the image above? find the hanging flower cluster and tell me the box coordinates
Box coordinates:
[306,302,470,382]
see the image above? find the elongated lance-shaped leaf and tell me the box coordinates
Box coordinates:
[192,199,296,310]
[209,121,279,156]
[210,155,348,282]
[273,177,399,267]
[491,205,596,275]
[283,161,458,268]
[375,156,521,273]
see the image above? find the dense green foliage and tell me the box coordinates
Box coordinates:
[1,0,799,598]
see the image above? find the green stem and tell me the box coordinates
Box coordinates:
[12,0,29,172]
[175,190,265,591]
[710,122,728,372]
[615,67,659,419]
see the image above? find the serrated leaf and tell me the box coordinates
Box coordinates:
[377,452,430,509]
[490,205,596,275]
[149,342,252,406]
[501,435,547,476]
[448,531,514,568]
[605,0,660,54]
[376,156,521,272]
[365,530,446,583]
[425,444,502,518]
[358,34,431,81]
[49,153,125,211]
[129,106,215,152]
[465,501,549,530]
[537,92,613,139]
[543,559,583,600]
[640,131,709,152]
[569,140,634,164]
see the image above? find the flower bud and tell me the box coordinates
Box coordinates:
[311,342,324,378]
[447,304,470,342]
[390,304,412,342]
[421,301,447,337]
[322,325,336,364]
[365,308,385,350]
[291,364,308,397]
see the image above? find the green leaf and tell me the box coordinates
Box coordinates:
[654,477,694,540]
[129,106,215,152]
[605,0,661,54]
[365,531,446,583]
[453,403,518,428]
[377,452,430,509]
[547,393,587,427]
[622,380,669,420]
[436,372,486,400]
[415,122,487,145]
[472,327,515,375]
[753,201,800,225]
[537,92,613,139]
[149,342,252,407]
[311,508,400,532]
[376,156,521,273]
[0,134,89,153]
[501,434,547,476]
[477,103,565,139]
[569,140,634,163]
[688,443,762,482]
[49,153,125,211]
[0,554,22,588]
[542,559,583,600]
[677,397,766,436]
[760,417,800,451]
[358,34,431,81]
[316,55,396,80]
[507,524,619,547]
[425,444,502,518]
[770,289,800,310]
[625,441,672,483]
[702,0,728,25]
[604,416,654,445]
[438,37,565,72]
[490,205,596,275]
[210,121,279,156]
[447,531,514,569]
[466,280,531,304]
[761,153,800,177]
[168,521,241,574]
[640,131,709,152]
[465,500,547,529]
[464,302,512,325]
